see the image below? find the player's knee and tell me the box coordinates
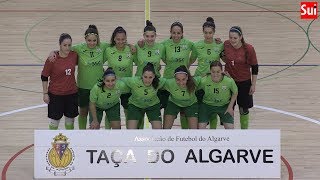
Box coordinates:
[49,118,60,129]
[239,107,249,115]
[65,117,75,125]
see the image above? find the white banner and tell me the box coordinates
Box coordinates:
[34,130,280,179]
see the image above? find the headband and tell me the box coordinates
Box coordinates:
[104,71,116,77]
[85,33,98,37]
[174,71,188,76]
[230,27,242,35]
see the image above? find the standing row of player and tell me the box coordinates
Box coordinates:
[41,17,258,130]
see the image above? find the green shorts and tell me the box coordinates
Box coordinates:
[199,103,234,124]
[78,88,91,107]
[89,103,121,124]
[164,101,198,118]
[127,103,161,121]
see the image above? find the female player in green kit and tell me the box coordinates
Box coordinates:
[48,25,109,129]
[198,61,238,129]
[121,63,166,129]
[162,66,200,129]
[135,20,165,77]
[222,26,259,129]
[104,26,137,128]
[138,21,195,128]
[89,68,130,129]
[190,17,224,129]
[160,21,196,129]
[134,20,165,128]
[72,25,110,129]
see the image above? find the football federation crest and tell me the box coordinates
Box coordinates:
[46,133,75,176]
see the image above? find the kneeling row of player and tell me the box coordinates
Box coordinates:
[88,62,237,130]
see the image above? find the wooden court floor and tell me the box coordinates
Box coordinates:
[0,0,319,179]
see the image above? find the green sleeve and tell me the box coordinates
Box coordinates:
[71,43,82,54]
[197,76,204,90]
[100,42,109,64]
[119,77,133,88]
[193,76,202,87]
[132,52,138,65]
[118,80,131,94]
[89,85,99,103]
[160,44,166,61]
[163,79,169,91]
[190,42,198,60]
[158,78,166,89]
[160,39,167,63]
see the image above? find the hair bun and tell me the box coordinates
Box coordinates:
[206,17,214,23]
[146,62,154,67]
[88,24,97,30]
[146,20,153,26]
[116,26,123,30]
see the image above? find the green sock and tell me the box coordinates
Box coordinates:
[240,114,249,129]
[65,123,74,130]
[180,115,188,129]
[49,124,58,130]
[209,115,218,129]
[78,116,87,130]
[105,116,111,129]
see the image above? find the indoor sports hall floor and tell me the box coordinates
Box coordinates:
[0,0,319,179]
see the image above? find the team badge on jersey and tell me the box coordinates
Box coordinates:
[127,53,131,58]
[222,86,227,91]
[155,49,160,55]
[213,47,221,53]
[96,48,102,53]
[182,45,188,50]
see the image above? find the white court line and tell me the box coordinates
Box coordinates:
[1,103,319,125]
[0,104,47,117]
[254,105,320,125]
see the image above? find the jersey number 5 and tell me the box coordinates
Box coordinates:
[144,89,148,95]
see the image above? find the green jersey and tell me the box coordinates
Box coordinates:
[73,42,109,89]
[121,77,166,108]
[163,77,201,107]
[162,38,194,78]
[198,75,238,106]
[104,45,136,78]
[191,40,224,76]
[135,42,164,77]
[89,80,130,109]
